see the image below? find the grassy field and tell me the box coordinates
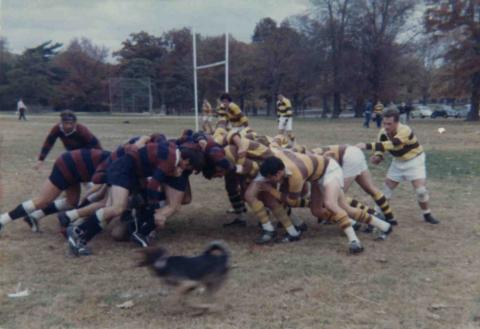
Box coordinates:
[0,114,479,329]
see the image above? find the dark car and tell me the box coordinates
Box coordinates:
[431,107,460,118]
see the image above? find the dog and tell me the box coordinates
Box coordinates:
[138,240,230,312]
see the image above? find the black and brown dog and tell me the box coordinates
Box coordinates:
[138,241,230,311]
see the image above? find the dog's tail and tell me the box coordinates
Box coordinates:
[203,240,230,258]
[137,247,167,267]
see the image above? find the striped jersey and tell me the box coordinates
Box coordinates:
[39,123,102,161]
[366,124,423,161]
[53,149,111,185]
[272,149,329,206]
[276,97,293,117]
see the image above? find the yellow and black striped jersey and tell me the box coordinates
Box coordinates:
[226,102,249,127]
[276,98,293,117]
[202,101,213,115]
[227,134,274,163]
[224,145,261,178]
[310,145,348,166]
[374,102,384,114]
[272,149,329,206]
[366,124,423,161]
[215,103,228,119]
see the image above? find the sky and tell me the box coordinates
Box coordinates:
[0,0,310,59]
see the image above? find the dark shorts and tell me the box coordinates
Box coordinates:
[106,155,137,190]
[49,165,71,190]
[164,172,190,192]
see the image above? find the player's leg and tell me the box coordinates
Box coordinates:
[311,180,363,254]
[223,172,247,227]
[260,192,301,242]
[0,179,63,231]
[411,178,439,224]
[286,118,294,142]
[244,181,276,244]
[356,170,396,224]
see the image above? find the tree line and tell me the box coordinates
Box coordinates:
[0,0,478,120]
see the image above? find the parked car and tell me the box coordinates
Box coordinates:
[431,106,460,118]
[411,105,433,118]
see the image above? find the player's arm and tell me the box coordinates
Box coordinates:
[36,125,60,168]
[229,133,249,163]
[263,177,309,207]
[79,125,102,149]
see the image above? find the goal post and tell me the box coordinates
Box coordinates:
[192,29,229,130]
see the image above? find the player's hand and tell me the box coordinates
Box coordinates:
[258,183,274,193]
[33,160,44,171]
[370,155,383,165]
[154,212,167,230]
[355,143,366,150]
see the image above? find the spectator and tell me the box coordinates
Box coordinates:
[17,98,28,121]
[364,100,373,128]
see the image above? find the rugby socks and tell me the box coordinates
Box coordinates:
[369,215,391,232]
[31,198,70,220]
[78,209,105,242]
[272,205,299,237]
[250,200,273,231]
[347,197,376,215]
[1,200,36,223]
[373,192,394,221]
[65,209,80,221]
[229,193,247,223]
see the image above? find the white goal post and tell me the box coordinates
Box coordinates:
[192,28,229,130]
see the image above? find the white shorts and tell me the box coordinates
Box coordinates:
[342,146,368,179]
[318,159,344,189]
[202,115,212,123]
[230,126,243,133]
[278,117,293,131]
[387,152,426,182]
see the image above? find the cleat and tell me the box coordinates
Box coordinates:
[363,224,374,233]
[352,221,362,231]
[131,231,149,248]
[255,230,277,245]
[66,226,84,257]
[77,243,92,256]
[57,212,71,228]
[424,213,439,224]
[348,240,364,254]
[277,233,301,243]
[23,215,39,233]
[295,222,308,233]
[386,218,398,226]
[374,225,392,240]
[223,217,247,228]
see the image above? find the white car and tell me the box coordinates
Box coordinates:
[411,105,433,119]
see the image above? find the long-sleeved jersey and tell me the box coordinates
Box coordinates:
[366,124,423,161]
[38,123,102,161]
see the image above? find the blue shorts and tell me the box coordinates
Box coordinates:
[164,172,190,192]
[49,165,70,190]
[106,155,137,190]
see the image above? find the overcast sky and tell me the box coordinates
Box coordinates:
[0,0,310,58]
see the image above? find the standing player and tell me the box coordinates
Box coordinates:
[219,93,249,131]
[356,108,439,225]
[276,94,294,142]
[201,99,214,133]
[17,98,28,121]
[373,100,384,128]
[34,110,102,170]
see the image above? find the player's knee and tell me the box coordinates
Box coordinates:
[415,186,429,203]
[383,183,394,199]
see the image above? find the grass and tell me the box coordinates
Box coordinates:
[0,114,480,328]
